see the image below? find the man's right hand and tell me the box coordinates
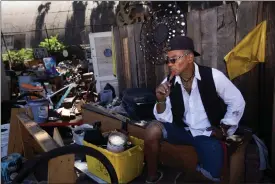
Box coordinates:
[156,81,171,102]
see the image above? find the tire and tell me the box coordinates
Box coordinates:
[12,144,118,184]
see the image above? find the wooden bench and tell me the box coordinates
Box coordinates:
[82,104,252,183]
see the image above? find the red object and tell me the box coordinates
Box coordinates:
[39,119,83,127]
[220,141,228,178]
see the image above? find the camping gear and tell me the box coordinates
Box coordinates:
[122,88,156,120]
[27,98,49,123]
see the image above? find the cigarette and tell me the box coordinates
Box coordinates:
[169,71,175,84]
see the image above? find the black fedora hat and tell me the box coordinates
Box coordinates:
[168,36,200,57]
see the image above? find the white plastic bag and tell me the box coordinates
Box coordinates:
[1,124,10,158]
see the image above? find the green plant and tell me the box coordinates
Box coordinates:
[19,48,34,61]
[39,35,65,52]
[2,48,34,65]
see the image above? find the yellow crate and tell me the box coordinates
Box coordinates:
[83,135,144,183]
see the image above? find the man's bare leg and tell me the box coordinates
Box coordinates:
[144,123,163,181]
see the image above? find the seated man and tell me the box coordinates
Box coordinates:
[144,36,245,183]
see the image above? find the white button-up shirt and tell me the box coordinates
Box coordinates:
[153,63,246,137]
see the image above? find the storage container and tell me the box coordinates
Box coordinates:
[83,135,144,183]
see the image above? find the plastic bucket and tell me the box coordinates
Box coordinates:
[27,99,49,123]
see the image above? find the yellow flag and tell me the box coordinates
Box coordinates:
[224,20,267,80]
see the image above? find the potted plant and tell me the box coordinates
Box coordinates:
[1,48,34,71]
[39,35,66,63]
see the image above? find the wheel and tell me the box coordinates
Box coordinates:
[12,144,118,184]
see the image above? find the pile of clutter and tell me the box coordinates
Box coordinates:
[97,87,157,121]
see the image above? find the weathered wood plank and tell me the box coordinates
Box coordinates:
[146,62,156,89]
[53,128,64,147]
[122,38,132,88]
[155,65,166,87]
[48,154,76,184]
[260,2,275,169]
[127,24,138,88]
[236,2,259,43]
[140,24,156,89]
[200,7,218,68]
[113,26,124,94]
[82,108,121,132]
[14,113,76,183]
[217,3,237,75]
[16,113,59,152]
[8,108,25,155]
[272,78,275,180]
[19,122,42,159]
[187,10,202,64]
[134,23,147,88]
[233,1,259,130]
[118,26,128,92]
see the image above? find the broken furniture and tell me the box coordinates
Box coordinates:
[7,108,77,183]
[7,108,118,183]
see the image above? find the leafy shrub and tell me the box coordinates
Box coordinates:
[2,48,34,64]
[39,35,65,52]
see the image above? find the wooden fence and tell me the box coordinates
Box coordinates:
[113,2,275,154]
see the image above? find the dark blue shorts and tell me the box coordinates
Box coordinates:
[159,122,224,181]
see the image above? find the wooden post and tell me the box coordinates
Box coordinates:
[122,38,132,88]
[127,24,138,88]
[8,108,26,155]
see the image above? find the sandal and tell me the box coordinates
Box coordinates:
[146,171,163,184]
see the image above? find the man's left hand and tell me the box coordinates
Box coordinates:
[219,123,231,136]
[207,123,231,140]
[207,126,224,140]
